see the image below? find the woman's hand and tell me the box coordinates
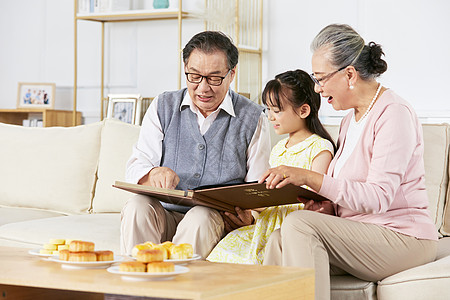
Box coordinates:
[221,207,254,233]
[258,165,324,193]
[299,197,335,215]
[258,165,307,189]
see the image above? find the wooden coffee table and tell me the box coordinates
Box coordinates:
[0,246,314,299]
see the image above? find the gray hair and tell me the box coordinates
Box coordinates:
[311,24,387,80]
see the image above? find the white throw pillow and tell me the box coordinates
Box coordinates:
[92,119,140,213]
[422,124,449,235]
[0,122,102,214]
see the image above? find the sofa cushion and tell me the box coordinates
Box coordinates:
[422,124,450,234]
[377,252,450,300]
[92,119,141,213]
[0,122,102,214]
[0,207,65,226]
[440,126,450,236]
[0,214,121,253]
[330,275,377,300]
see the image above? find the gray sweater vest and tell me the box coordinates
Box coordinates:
[157,88,263,194]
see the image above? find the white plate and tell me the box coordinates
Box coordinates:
[107,265,189,281]
[164,254,202,265]
[28,248,54,259]
[48,255,124,269]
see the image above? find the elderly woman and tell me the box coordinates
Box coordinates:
[260,24,438,300]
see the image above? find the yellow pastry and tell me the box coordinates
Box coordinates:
[69,251,96,262]
[65,239,75,245]
[39,249,53,255]
[69,240,95,252]
[95,250,114,261]
[43,244,57,251]
[59,249,70,261]
[161,241,175,253]
[58,244,69,251]
[136,249,164,263]
[119,261,146,272]
[131,243,152,258]
[147,262,175,273]
[152,244,169,260]
[49,238,65,245]
[170,243,193,259]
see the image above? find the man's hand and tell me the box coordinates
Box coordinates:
[138,167,180,189]
[221,207,254,233]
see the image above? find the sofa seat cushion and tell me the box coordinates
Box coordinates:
[377,254,450,300]
[0,122,103,214]
[0,207,65,226]
[330,275,377,300]
[0,214,120,253]
[93,119,141,213]
[437,237,450,259]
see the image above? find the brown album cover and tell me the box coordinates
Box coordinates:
[113,181,329,213]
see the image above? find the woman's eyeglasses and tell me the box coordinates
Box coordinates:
[309,66,347,87]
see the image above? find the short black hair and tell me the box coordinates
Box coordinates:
[183,31,239,70]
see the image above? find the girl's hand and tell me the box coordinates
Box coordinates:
[299,197,335,215]
[258,165,307,189]
[221,207,254,233]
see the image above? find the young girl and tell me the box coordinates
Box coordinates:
[207,69,336,264]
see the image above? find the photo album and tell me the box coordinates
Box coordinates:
[113,181,329,213]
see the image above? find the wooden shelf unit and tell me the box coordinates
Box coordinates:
[73,1,263,123]
[0,109,82,127]
[73,2,188,123]
[205,0,263,103]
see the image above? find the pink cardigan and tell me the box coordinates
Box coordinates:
[319,89,438,241]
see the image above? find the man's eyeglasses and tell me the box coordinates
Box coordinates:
[309,65,347,87]
[185,69,231,86]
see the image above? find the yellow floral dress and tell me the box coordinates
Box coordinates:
[207,134,334,264]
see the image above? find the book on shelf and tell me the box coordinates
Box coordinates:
[22,119,43,127]
[113,180,329,213]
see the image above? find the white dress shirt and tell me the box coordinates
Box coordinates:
[126,90,271,185]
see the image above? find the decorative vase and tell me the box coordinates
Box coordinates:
[153,0,169,9]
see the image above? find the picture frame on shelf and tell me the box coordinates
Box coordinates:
[17,82,56,109]
[106,94,142,125]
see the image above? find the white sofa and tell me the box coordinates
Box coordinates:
[0,119,449,299]
[0,119,140,253]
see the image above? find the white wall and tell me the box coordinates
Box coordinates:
[263,0,450,124]
[1,0,449,124]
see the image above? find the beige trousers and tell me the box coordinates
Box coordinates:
[263,210,437,300]
[120,194,225,258]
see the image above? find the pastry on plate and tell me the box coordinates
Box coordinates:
[69,240,95,252]
[95,250,114,261]
[147,261,175,273]
[119,261,146,272]
[131,243,153,258]
[59,249,70,261]
[136,249,164,263]
[69,251,97,262]
[170,243,193,259]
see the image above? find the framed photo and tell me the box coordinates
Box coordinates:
[106,94,142,125]
[17,82,56,109]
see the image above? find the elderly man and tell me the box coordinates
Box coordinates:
[120,31,271,258]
